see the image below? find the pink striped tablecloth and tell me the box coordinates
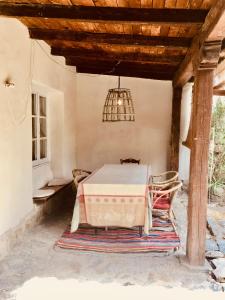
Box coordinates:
[71,164,152,234]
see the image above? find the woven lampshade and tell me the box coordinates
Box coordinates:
[102,78,135,122]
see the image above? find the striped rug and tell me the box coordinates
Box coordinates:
[55,218,180,253]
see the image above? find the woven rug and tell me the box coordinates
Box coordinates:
[55,218,180,253]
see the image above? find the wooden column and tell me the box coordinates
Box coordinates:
[170,87,182,171]
[187,40,222,266]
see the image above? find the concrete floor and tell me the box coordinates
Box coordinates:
[0,192,223,300]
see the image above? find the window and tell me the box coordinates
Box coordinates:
[32,93,48,165]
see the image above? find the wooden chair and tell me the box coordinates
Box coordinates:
[149,181,182,219]
[72,168,92,188]
[151,171,179,185]
[120,158,140,164]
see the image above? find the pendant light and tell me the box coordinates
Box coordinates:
[102,77,135,122]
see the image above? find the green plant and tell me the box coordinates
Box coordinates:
[209,98,225,199]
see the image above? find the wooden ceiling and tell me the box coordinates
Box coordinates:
[0,0,223,82]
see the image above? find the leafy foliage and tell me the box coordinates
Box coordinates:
[209,98,225,196]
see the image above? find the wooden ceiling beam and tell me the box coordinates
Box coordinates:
[76,66,173,81]
[213,89,225,96]
[66,57,178,72]
[29,28,191,48]
[51,47,184,64]
[214,79,225,89]
[0,3,208,25]
[173,0,225,87]
[76,65,175,75]
[222,39,225,49]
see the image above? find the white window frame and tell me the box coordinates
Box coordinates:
[32,92,49,167]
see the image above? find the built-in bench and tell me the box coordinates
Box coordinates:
[33,181,75,218]
[33,181,74,203]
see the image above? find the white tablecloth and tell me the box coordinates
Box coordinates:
[71,164,152,234]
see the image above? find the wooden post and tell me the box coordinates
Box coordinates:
[170,87,182,171]
[187,40,222,266]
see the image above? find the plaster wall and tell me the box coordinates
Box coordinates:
[0,18,76,237]
[179,83,193,183]
[75,74,172,174]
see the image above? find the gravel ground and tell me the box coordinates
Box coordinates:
[0,191,223,300]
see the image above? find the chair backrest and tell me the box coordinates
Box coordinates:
[120,158,140,164]
[151,171,178,185]
[150,180,182,215]
[72,168,91,178]
[72,169,92,188]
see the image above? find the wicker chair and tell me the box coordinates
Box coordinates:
[72,168,92,188]
[151,171,179,185]
[149,180,182,219]
[120,158,140,164]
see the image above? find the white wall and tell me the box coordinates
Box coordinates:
[0,18,77,236]
[179,83,193,183]
[76,74,172,174]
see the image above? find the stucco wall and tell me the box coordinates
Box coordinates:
[179,83,193,183]
[75,74,172,174]
[0,18,76,236]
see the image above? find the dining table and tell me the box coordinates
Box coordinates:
[71,164,152,234]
